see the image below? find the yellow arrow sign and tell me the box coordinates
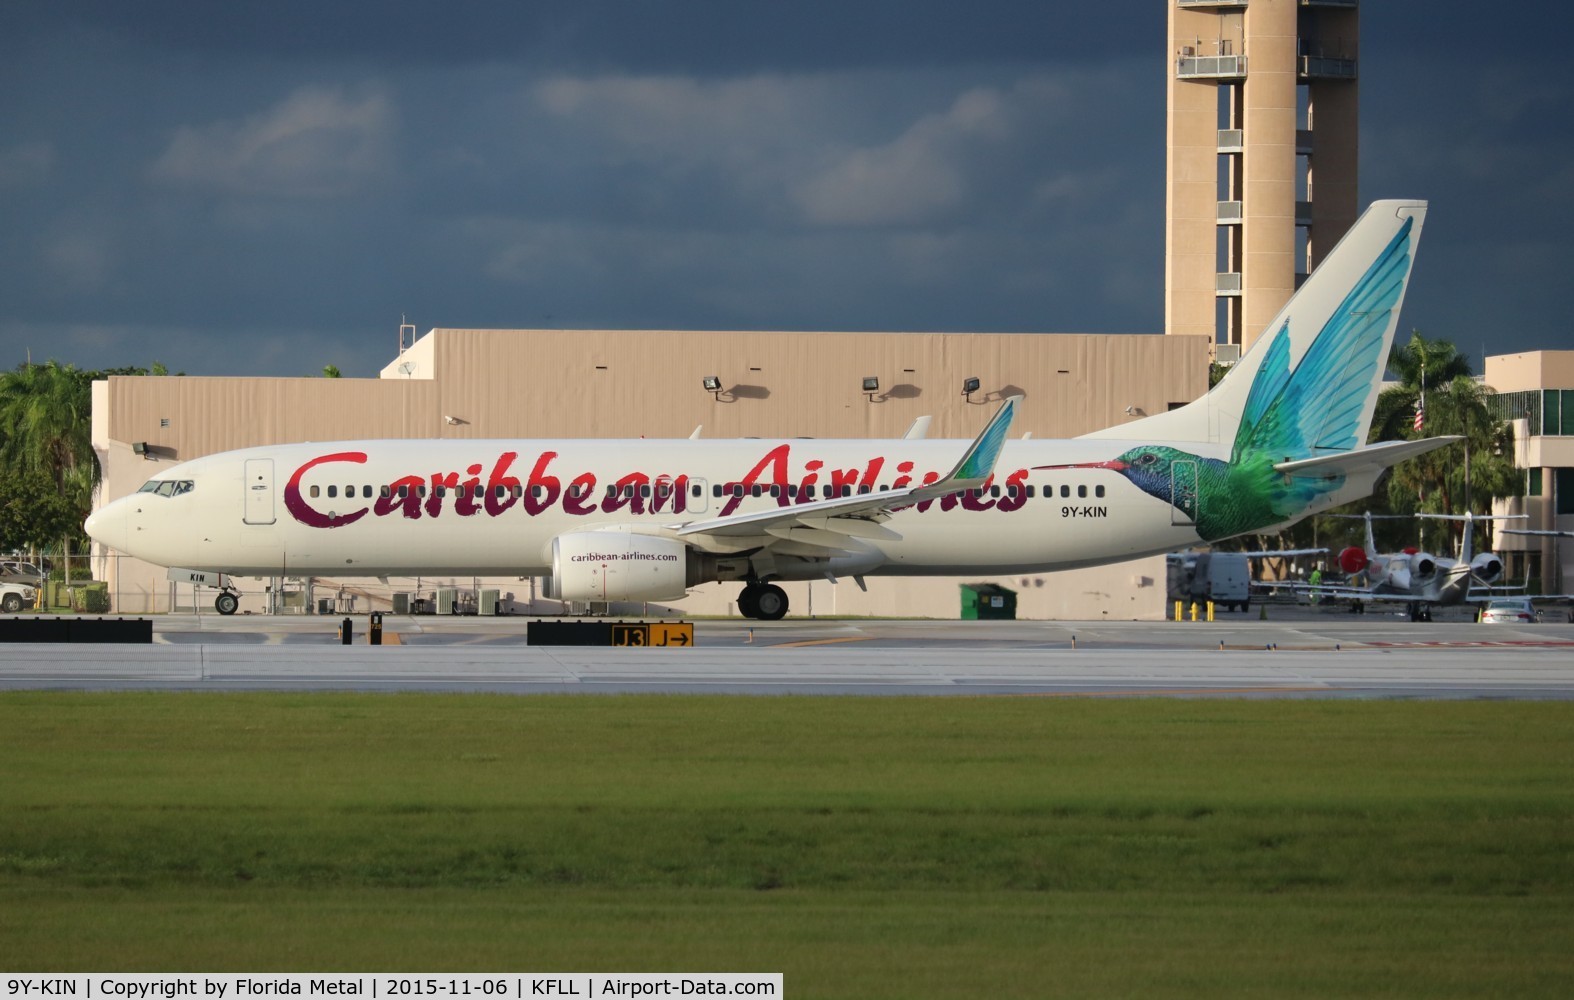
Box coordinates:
[610,622,694,647]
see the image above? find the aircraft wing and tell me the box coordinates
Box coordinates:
[673,395,1022,548]
[1272,436,1461,477]
[1252,580,1386,601]
[1240,548,1328,558]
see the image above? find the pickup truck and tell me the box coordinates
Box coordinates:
[0,581,38,613]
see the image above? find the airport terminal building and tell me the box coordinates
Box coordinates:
[90,327,1210,618]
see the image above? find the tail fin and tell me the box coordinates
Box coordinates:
[1085,200,1427,455]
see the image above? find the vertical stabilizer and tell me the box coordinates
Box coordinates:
[1085,200,1426,455]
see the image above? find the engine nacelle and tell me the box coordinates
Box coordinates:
[1470,551,1504,585]
[1407,551,1438,583]
[1337,546,1368,575]
[549,530,690,603]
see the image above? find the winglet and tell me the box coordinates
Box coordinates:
[943,394,1022,485]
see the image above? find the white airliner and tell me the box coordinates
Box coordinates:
[87,200,1455,619]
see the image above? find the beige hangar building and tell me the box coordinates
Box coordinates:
[89,2,1390,619]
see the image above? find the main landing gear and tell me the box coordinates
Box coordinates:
[737,582,788,621]
[214,588,240,616]
[1407,601,1433,622]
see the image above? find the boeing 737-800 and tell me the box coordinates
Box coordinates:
[87,200,1454,619]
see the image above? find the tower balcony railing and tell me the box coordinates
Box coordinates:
[1178,0,1248,7]
[1217,201,1243,224]
[1216,272,1243,296]
[1296,129,1313,154]
[1177,53,1246,79]
[1300,1,1357,8]
[1300,55,1356,78]
[1296,201,1313,226]
[1218,129,1243,152]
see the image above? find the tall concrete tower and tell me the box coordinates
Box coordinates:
[1166,0,1359,359]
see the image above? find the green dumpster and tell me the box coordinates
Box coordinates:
[960,583,1017,620]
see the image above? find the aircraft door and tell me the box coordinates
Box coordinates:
[243,459,276,525]
[688,478,709,514]
[1170,460,1198,527]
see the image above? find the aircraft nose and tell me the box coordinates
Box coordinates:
[84,501,127,551]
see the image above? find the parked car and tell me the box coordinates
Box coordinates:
[0,581,38,613]
[1480,598,1538,624]
[0,561,43,586]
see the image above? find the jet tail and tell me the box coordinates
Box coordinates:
[1084,199,1431,461]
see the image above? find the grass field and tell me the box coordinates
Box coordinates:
[2,693,1572,997]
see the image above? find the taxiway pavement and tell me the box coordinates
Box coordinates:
[1,610,1571,698]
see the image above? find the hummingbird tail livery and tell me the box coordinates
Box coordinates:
[86,201,1456,619]
[1070,200,1447,540]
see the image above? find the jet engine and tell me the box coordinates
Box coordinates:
[1470,551,1504,584]
[548,530,691,603]
[1407,551,1438,583]
[1337,546,1368,575]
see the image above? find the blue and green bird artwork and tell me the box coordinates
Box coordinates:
[1040,218,1413,541]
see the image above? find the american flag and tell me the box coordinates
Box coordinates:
[1413,399,1424,432]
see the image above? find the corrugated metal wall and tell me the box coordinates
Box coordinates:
[109,329,1207,452]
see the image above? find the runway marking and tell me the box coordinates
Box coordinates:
[1218,644,1344,651]
[1365,640,1574,648]
[770,637,874,648]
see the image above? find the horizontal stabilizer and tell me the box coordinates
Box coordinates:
[1272,437,1461,478]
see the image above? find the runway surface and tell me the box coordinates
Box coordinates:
[2,608,1573,698]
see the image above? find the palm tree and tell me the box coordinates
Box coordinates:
[0,361,96,497]
[1370,335,1522,555]
[1370,331,1475,445]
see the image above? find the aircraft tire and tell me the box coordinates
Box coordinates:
[215,592,239,616]
[754,584,789,621]
[737,585,762,619]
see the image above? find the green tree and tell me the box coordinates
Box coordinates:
[1370,333,1522,555]
[0,361,96,496]
[0,360,176,554]
[1370,331,1475,444]
[0,468,78,554]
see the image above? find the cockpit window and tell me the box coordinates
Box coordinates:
[138,480,194,497]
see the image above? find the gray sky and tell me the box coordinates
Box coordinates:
[2,1,1570,377]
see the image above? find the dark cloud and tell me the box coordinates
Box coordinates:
[0,2,1571,377]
